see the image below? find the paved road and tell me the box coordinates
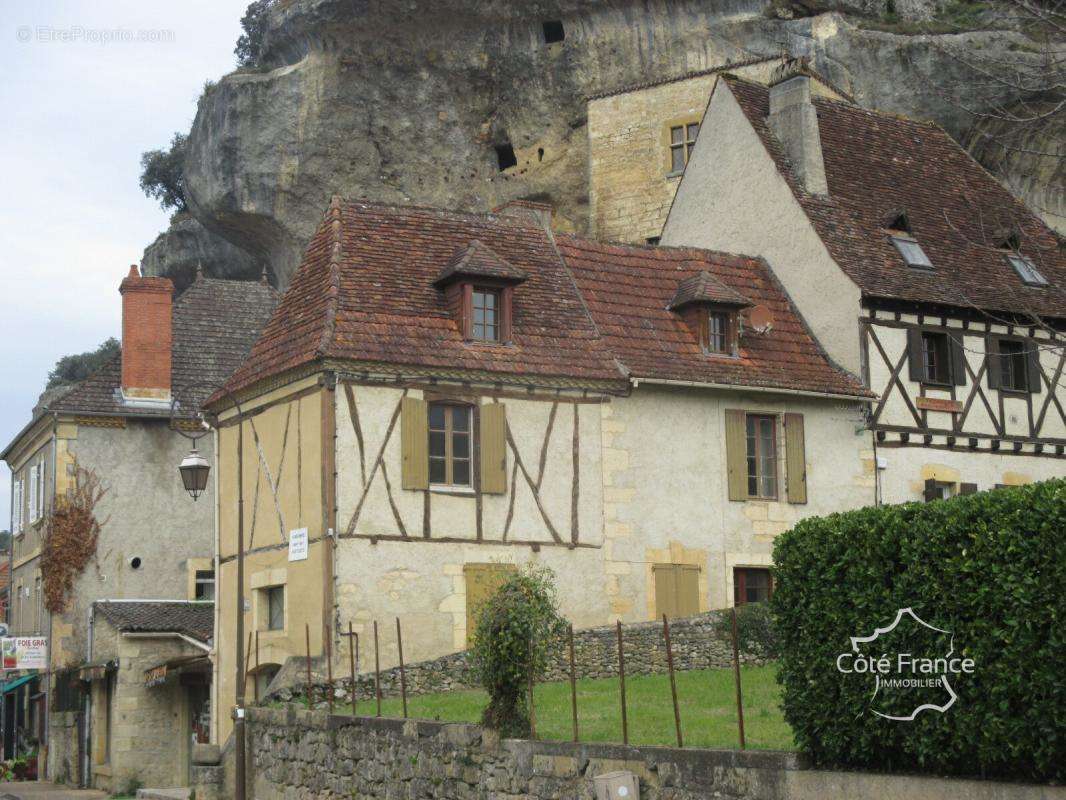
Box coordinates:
[0,782,107,800]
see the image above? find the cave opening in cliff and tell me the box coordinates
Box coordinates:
[495,143,518,171]
[542,20,565,44]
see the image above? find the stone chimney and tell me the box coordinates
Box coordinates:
[767,59,828,196]
[119,264,173,404]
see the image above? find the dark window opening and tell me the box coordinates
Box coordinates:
[266,586,284,631]
[745,414,777,500]
[472,287,501,342]
[646,236,660,246]
[429,403,473,487]
[998,339,1029,392]
[195,569,215,601]
[734,567,773,605]
[537,147,545,162]
[495,143,517,171]
[542,20,565,43]
[707,311,730,354]
[921,331,951,384]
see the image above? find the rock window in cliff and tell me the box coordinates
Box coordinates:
[495,143,517,171]
[542,20,565,43]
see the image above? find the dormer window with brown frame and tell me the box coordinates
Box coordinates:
[668,271,751,357]
[434,240,528,345]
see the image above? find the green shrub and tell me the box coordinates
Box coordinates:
[717,601,778,659]
[771,480,1065,782]
[469,565,566,737]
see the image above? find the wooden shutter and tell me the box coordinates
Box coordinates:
[653,565,678,620]
[1026,344,1042,394]
[464,563,517,644]
[784,413,807,504]
[677,565,700,617]
[907,328,924,382]
[985,336,1001,389]
[655,564,701,619]
[479,402,507,494]
[949,333,967,386]
[400,396,429,490]
[724,409,747,501]
[959,482,978,495]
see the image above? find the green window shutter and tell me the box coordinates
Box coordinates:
[400,396,429,490]
[479,402,507,494]
[677,565,700,617]
[1026,345,1042,394]
[959,482,978,495]
[907,328,925,382]
[784,412,807,504]
[985,336,1002,389]
[949,333,967,386]
[653,565,678,620]
[724,409,747,501]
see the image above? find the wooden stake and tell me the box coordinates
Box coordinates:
[568,623,579,742]
[347,622,357,717]
[254,631,260,705]
[373,620,381,718]
[527,630,536,740]
[326,624,334,715]
[305,623,313,709]
[663,614,683,748]
[396,617,408,718]
[731,606,746,750]
[616,620,628,745]
[244,631,253,704]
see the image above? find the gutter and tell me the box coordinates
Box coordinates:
[630,376,875,403]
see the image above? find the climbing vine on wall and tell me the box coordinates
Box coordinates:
[41,462,108,615]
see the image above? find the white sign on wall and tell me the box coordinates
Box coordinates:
[2,637,47,671]
[288,528,309,562]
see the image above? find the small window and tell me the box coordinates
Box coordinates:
[542,20,565,43]
[428,403,473,487]
[745,414,777,500]
[265,586,284,631]
[495,143,517,171]
[734,567,773,605]
[668,122,699,175]
[1007,254,1048,287]
[891,235,933,269]
[923,479,956,502]
[471,287,501,342]
[645,236,661,246]
[997,339,1029,392]
[707,311,731,354]
[195,569,215,601]
[921,331,951,384]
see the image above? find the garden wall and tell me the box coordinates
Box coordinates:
[237,706,1064,800]
[267,609,767,705]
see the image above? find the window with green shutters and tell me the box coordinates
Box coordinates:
[400,397,507,494]
[726,409,806,504]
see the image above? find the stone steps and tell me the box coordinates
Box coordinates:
[135,790,190,800]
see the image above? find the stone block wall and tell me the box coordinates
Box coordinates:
[268,609,767,705]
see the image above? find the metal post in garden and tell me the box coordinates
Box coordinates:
[730,606,746,750]
[254,631,260,705]
[347,622,357,717]
[326,624,335,715]
[305,623,313,709]
[662,614,683,748]
[616,620,628,745]
[373,620,382,717]
[528,630,536,740]
[396,617,408,718]
[568,622,579,742]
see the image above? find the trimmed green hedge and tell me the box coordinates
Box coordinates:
[771,479,1065,782]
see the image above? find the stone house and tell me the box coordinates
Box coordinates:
[660,62,1066,500]
[206,197,873,745]
[1,267,277,787]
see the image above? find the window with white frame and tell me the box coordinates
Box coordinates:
[12,477,23,533]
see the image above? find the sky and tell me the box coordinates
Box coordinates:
[0,0,249,529]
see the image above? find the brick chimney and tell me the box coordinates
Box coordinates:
[119,264,173,404]
[767,58,828,196]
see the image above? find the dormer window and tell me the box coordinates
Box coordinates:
[434,240,528,344]
[668,271,751,357]
[885,212,932,270]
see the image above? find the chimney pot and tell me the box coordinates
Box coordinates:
[119,268,173,405]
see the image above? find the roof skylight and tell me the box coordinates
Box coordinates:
[890,235,933,270]
[1007,253,1048,287]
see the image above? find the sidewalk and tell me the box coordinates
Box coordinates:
[0,782,107,800]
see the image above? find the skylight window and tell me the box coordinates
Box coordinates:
[1008,253,1048,287]
[890,235,933,270]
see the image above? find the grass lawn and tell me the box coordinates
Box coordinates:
[347,665,792,751]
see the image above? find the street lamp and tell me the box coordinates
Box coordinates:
[179,448,210,500]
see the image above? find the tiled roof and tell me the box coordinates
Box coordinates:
[555,237,870,396]
[95,601,213,643]
[49,275,279,418]
[434,240,528,286]
[723,75,1066,318]
[218,201,627,398]
[668,271,752,309]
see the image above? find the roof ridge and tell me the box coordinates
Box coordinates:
[585,53,780,101]
[316,195,344,358]
[340,197,539,228]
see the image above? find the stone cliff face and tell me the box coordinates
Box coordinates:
[144,0,1056,288]
[141,212,262,290]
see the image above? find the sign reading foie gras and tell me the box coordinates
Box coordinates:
[2,637,47,671]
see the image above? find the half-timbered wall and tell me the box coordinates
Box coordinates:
[864,309,1066,503]
[333,381,607,663]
